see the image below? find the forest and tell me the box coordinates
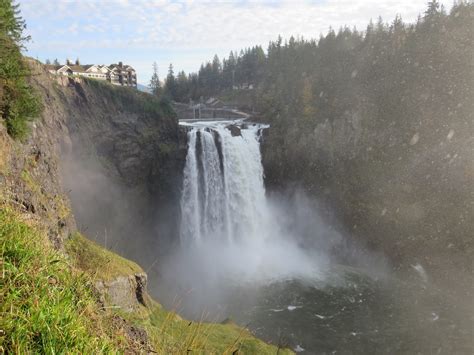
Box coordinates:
[161,1,472,136]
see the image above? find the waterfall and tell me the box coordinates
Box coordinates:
[180,128,201,242]
[180,123,268,245]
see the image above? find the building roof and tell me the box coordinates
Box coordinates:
[109,63,135,71]
[46,62,135,75]
[68,65,87,73]
[45,64,64,70]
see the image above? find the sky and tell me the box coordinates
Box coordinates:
[19,0,450,86]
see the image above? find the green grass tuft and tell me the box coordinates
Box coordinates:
[0,208,121,353]
[66,232,142,282]
[117,296,293,354]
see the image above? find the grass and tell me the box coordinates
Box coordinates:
[121,298,293,354]
[20,169,40,194]
[0,208,128,353]
[66,232,142,282]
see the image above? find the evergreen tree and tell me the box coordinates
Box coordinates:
[149,61,162,96]
[164,63,177,99]
[0,0,30,47]
[53,58,59,65]
[175,70,189,102]
[0,0,40,139]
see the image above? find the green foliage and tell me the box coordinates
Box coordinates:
[168,46,266,102]
[0,207,287,353]
[2,78,41,138]
[0,0,29,45]
[0,208,120,353]
[0,0,41,140]
[171,2,473,127]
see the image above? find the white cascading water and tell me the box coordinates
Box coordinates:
[180,128,201,242]
[180,123,268,245]
[175,120,320,287]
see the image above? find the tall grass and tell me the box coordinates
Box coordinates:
[0,208,123,353]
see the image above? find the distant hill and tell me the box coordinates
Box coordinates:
[137,83,151,93]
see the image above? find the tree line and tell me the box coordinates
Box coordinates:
[154,0,472,133]
[149,45,267,102]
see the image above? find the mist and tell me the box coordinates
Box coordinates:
[59,133,177,271]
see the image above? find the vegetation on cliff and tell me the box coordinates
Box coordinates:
[66,233,143,282]
[0,0,41,139]
[85,77,175,120]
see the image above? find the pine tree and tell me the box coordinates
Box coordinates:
[75,58,80,65]
[149,61,161,96]
[53,58,60,65]
[164,63,176,99]
[0,0,40,139]
[0,0,30,47]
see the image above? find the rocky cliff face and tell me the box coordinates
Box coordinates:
[0,61,76,249]
[261,105,473,305]
[1,58,185,303]
[44,71,185,266]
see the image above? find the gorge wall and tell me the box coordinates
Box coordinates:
[260,89,473,307]
[21,60,185,270]
[55,76,185,266]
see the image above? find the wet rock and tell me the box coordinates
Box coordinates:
[227,124,241,137]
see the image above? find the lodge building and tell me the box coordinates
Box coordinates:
[46,62,137,88]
